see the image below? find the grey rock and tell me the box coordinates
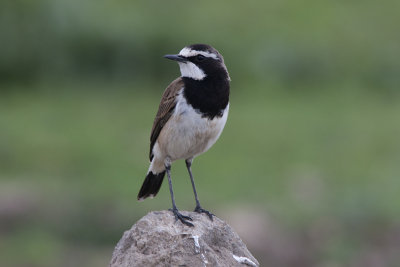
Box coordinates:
[110,210,259,267]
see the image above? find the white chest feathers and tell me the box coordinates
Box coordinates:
[156,89,229,161]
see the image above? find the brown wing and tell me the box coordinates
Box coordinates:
[149,77,184,161]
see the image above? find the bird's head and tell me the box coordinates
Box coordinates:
[164,44,230,81]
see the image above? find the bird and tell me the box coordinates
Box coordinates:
[137,44,230,227]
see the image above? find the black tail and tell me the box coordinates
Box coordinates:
[137,171,166,200]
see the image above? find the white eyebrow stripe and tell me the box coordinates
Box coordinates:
[179,47,218,60]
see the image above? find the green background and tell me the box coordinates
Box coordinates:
[1,0,399,266]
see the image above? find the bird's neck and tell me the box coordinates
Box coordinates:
[182,75,230,119]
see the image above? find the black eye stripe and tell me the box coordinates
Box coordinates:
[196,54,206,61]
[186,54,219,62]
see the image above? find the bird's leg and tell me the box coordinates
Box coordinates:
[165,161,193,227]
[185,159,214,221]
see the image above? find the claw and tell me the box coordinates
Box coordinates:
[169,208,194,227]
[194,206,214,221]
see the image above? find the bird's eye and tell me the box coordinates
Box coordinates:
[196,55,206,61]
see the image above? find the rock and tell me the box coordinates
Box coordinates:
[110,210,259,267]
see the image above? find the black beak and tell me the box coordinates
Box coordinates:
[164,54,187,62]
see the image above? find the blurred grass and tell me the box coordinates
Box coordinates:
[1,0,400,266]
[1,81,400,266]
[1,0,400,89]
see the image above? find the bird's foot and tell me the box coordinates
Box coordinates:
[169,208,194,227]
[194,205,214,221]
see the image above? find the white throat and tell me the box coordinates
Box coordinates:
[178,62,206,80]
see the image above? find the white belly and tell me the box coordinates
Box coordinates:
[156,91,229,161]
